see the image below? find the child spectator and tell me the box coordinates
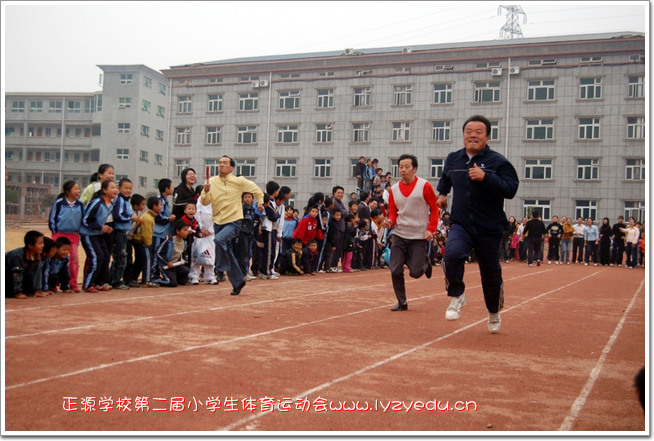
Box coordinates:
[258,192,280,279]
[278,238,304,276]
[235,192,256,281]
[189,187,217,285]
[132,196,160,287]
[302,239,320,274]
[342,214,357,273]
[80,164,115,205]
[324,209,341,272]
[40,237,58,295]
[125,194,146,287]
[6,230,46,299]
[281,205,298,256]
[180,201,201,267]
[44,237,73,294]
[109,178,138,290]
[156,219,191,287]
[49,180,84,292]
[292,204,323,246]
[80,179,118,293]
[152,178,176,278]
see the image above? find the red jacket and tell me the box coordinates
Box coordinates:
[292,215,324,245]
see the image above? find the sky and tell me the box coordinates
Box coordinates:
[2,1,648,93]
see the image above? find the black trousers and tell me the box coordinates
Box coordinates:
[389,235,429,306]
[572,237,585,263]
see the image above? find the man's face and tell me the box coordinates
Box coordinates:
[333,189,344,200]
[463,121,489,156]
[398,158,416,181]
[218,157,234,176]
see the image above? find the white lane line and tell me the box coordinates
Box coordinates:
[218,271,603,431]
[558,278,644,431]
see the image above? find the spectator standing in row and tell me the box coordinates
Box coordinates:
[524,211,546,267]
[109,178,139,289]
[599,217,613,266]
[546,216,562,264]
[621,216,640,269]
[560,216,574,264]
[354,156,366,193]
[572,217,586,263]
[330,186,348,272]
[611,215,627,266]
[172,168,197,220]
[80,164,115,205]
[584,218,600,266]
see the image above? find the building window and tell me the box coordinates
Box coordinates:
[120,73,133,85]
[84,99,95,113]
[390,159,399,178]
[393,85,413,106]
[157,105,165,117]
[524,159,553,180]
[316,124,333,143]
[474,82,501,103]
[523,200,551,220]
[118,123,131,134]
[156,129,164,141]
[177,96,192,113]
[527,80,555,101]
[176,127,191,145]
[433,83,453,104]
[627,117,645,139]
[139,150,149,163]
[392,122,411,142]
[628,76,644,98]
[158,83,166,95]
[235,159,256,177]
[208,94,223,112]
[280,73,300,79]
[314,159,331,178]
[625,159,645,181]
[431,121,451,141]
[140,125,150,137]
[430,159,445,179]
[319,72,335,77]
[277,125,299,143]
[576,158,599,180]
[489,120,500,141]
[12,101,25,112]
[279,90,301,109]
[206,126,222,145]
[578,118,600,140]
[575,200,597,221]
[49,100,62,113]
[624,201,646,223]
[30,100,43,112]
[353,87,371,107]
[352,122,370,142]
[155,154,163,166]
[317,89,334,108]
[142,100,151,112]
[118,98,132,109]
[579,77,602,99]
[139,176,147,187]
[239,93,259,111]
[276,159,297,177]
[175,159,190,176]
[526,119,554,140]
[143,76,152,88]
[237,125,257,144]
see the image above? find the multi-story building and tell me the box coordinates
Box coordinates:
[5,64,169,198]
[161,32,646,222]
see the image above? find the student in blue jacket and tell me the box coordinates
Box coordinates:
[79,180,118,293]
[156,220,190,287]
[109,178,139,289]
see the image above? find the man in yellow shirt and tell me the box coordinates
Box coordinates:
[201,156,264,295]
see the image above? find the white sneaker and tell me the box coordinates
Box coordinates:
[488,312,501,334]
[259,274,269,280]
[268,274,279,280]
[244,274,256,282]
[445,293,466,321]
[548,260,552,265]
[272,270,280,276]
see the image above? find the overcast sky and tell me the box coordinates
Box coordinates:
[2,1,648,93]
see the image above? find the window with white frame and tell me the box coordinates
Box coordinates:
[279,90,300,109]
[280,73,300,79]
[579,77,602,99]
[527,80,555,101]
[352,122,370,142]
[575,200,597,221]
[627,117,645,139]
[84,98,94,113]
[49,101,62,113]
[120,73,133,85]
[157,105,165,117]
[139,150,149,162]
[235,159,256,177]
[628,76,644,98]
[474,82,500,103]
[430,159,445,179]
[155,154,163,166]
[625,159,645,181]
[11,101,25,112]
[433,83,453,104]
[523,200,551,220]
[277,125,299,143]
[178,96,192,113]
[431,121,451,141]
[142,100,151,112]
[153,179,159,190]
[238,93,259,111]
[390,159,399,178]
[143,76,152,88]
[393,85,413,106]
[578,118,600,139]
[118,97,132,109]
[205,159,219,177]
[526,119,554,140]
[118,123,131,134]
[353,87,371,107]
[208,94,223,112]
[624,201,646,223]
[30,100,43,112]
[158,83,166,95]
[156,129,164,141]
[138,176,147,188]
[68,101,81,113]
[350,159,359,178]
[140,125,150,137]
[576,158,599,180]
[175,159,190,176]
[489,120,500,141]
[524,159,552,180]
[206,126,222,145]
[176,127,191,145]
[237,125,257,144]
[392,122,411,142]
[316,123,333,143]
[317,89,334,108]
[276,159,297,177]
[314,159,331,178]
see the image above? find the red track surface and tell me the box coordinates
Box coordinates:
[3,262,647,434]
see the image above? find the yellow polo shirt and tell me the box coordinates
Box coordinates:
[200,174,264,225]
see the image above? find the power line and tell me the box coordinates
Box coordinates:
[498,5,527,39]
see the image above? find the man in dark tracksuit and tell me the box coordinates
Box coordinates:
[436,115,519,334]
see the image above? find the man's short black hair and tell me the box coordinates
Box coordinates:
[398,154,418,168]
[463,115,492,136]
